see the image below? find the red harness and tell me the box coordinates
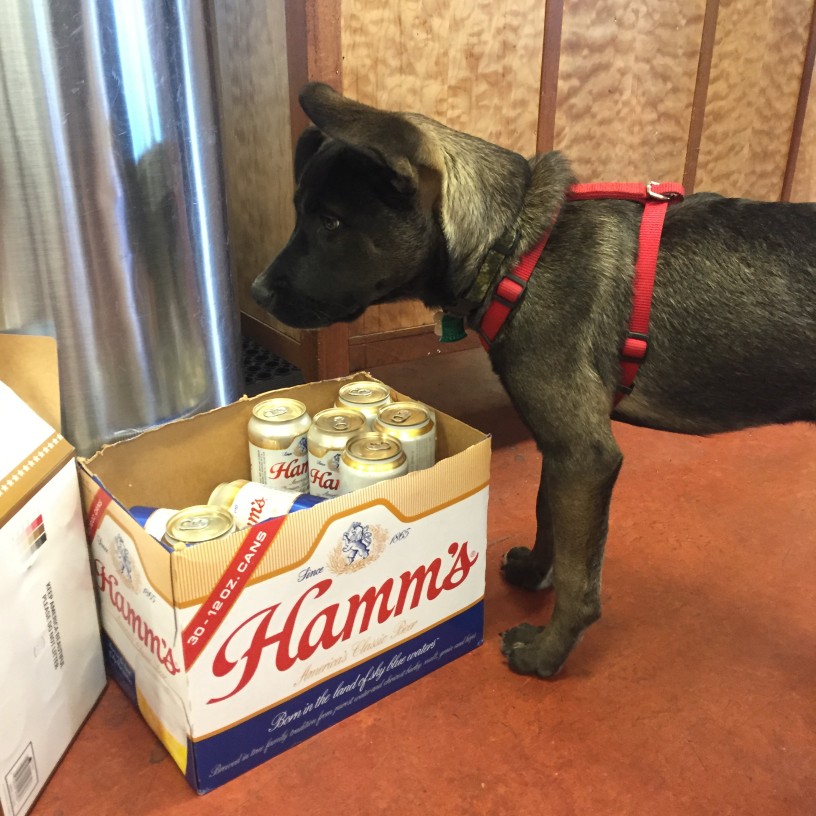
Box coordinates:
[478,181,685,405]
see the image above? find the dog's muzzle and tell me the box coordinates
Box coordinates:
[251,273,277,312]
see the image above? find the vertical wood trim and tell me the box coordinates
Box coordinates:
[307,0,349,377]
[315,323,351,378]
[782,0,816,201]
[285,0,343,145]
[284,0,310,147]
[284,0,349,378]
[304,0,343,88]
[536,0,565,153]
[682,0,720,193]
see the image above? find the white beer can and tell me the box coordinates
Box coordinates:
[208,479,322,527]
[129,506,179,541]
[335,381,392,428]
[248,398,311,492]
[307,408,367,498]
[373,401,436,472]
[338,432,407,495]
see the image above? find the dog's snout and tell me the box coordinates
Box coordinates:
[251,270,280,311]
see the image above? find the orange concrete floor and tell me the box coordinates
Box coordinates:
[34,348,815,816]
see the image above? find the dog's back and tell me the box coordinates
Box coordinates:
[620,195,816,433]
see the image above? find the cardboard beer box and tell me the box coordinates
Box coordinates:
[77,373,490,794]
[0,335,106,816]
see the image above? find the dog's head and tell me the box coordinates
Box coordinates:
[252,84,529,328]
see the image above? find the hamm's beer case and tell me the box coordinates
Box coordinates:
[77,373,490,794]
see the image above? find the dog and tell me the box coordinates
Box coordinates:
[252,82,816,678]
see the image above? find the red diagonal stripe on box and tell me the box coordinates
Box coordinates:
[86,489,113,541]
[181,515,287,670]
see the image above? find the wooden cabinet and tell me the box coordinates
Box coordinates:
[213,0,816,381]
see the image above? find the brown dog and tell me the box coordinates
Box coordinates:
[252,83,816,677]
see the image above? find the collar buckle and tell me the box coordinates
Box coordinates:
[490,229,520,256]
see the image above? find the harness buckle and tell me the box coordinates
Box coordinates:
[646,181,678,202]
[621,331,649,363]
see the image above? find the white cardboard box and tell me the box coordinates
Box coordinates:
[78,373,491,793]
[0,335,106,816]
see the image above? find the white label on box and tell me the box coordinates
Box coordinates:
[183,487,488,735]
[4,743,37,816]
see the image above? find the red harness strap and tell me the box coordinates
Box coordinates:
[478,181,684,406]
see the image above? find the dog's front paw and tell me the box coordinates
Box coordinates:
[499,622,544,655]
[500,624,563,678]
[500,547,553,591]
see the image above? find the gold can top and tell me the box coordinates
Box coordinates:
[252,398,307,424]
[344,432,404,464]
[208,480,248,508]
[313,407,367,436]
[164,505,236,546]
[337,381,391,406]
[377,401,431,428]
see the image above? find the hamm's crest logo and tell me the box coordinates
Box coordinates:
[112,532,141,592]
[327,521,388,574]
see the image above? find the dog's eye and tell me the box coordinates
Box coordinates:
[321,214,341,231]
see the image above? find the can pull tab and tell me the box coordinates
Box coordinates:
[178,516,210,531]
[365,441,392,452]
[348,387,373,397]
[332,417,350,431]
[261,406,288,419]
[390,409,412,424]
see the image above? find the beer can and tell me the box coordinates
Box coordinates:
[162,505,237,549]
[248,398,311,492]
[307,408,367,498]
[373,401,436,472]
[208,479,323,527]
[130,506,179,541]
[335,381,392,428]
[338,432,408,495]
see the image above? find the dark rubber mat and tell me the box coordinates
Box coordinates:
[241,336,304,396]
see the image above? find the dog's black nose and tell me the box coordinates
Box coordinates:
[251,274,276,312]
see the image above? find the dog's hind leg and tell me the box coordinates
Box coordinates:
[500,428,622,677]
[501,459,555,591]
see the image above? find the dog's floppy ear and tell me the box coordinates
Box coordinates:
[298,83,439,196]
[294,126,327,183]
[298,83,532,271]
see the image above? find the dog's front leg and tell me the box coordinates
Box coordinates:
[501,435,622,677]
[501,458,555,590]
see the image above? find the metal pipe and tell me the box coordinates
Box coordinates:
[0,0,242,456]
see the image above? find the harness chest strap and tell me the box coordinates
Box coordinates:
[477,181,685,406]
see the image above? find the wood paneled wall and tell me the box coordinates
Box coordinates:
[341,0,547,344]
[695,0,812,198]
[212,0,298,340]
[553,0,707,183]
[213,0,816,377]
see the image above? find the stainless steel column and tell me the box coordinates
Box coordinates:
[0,0,242,456]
